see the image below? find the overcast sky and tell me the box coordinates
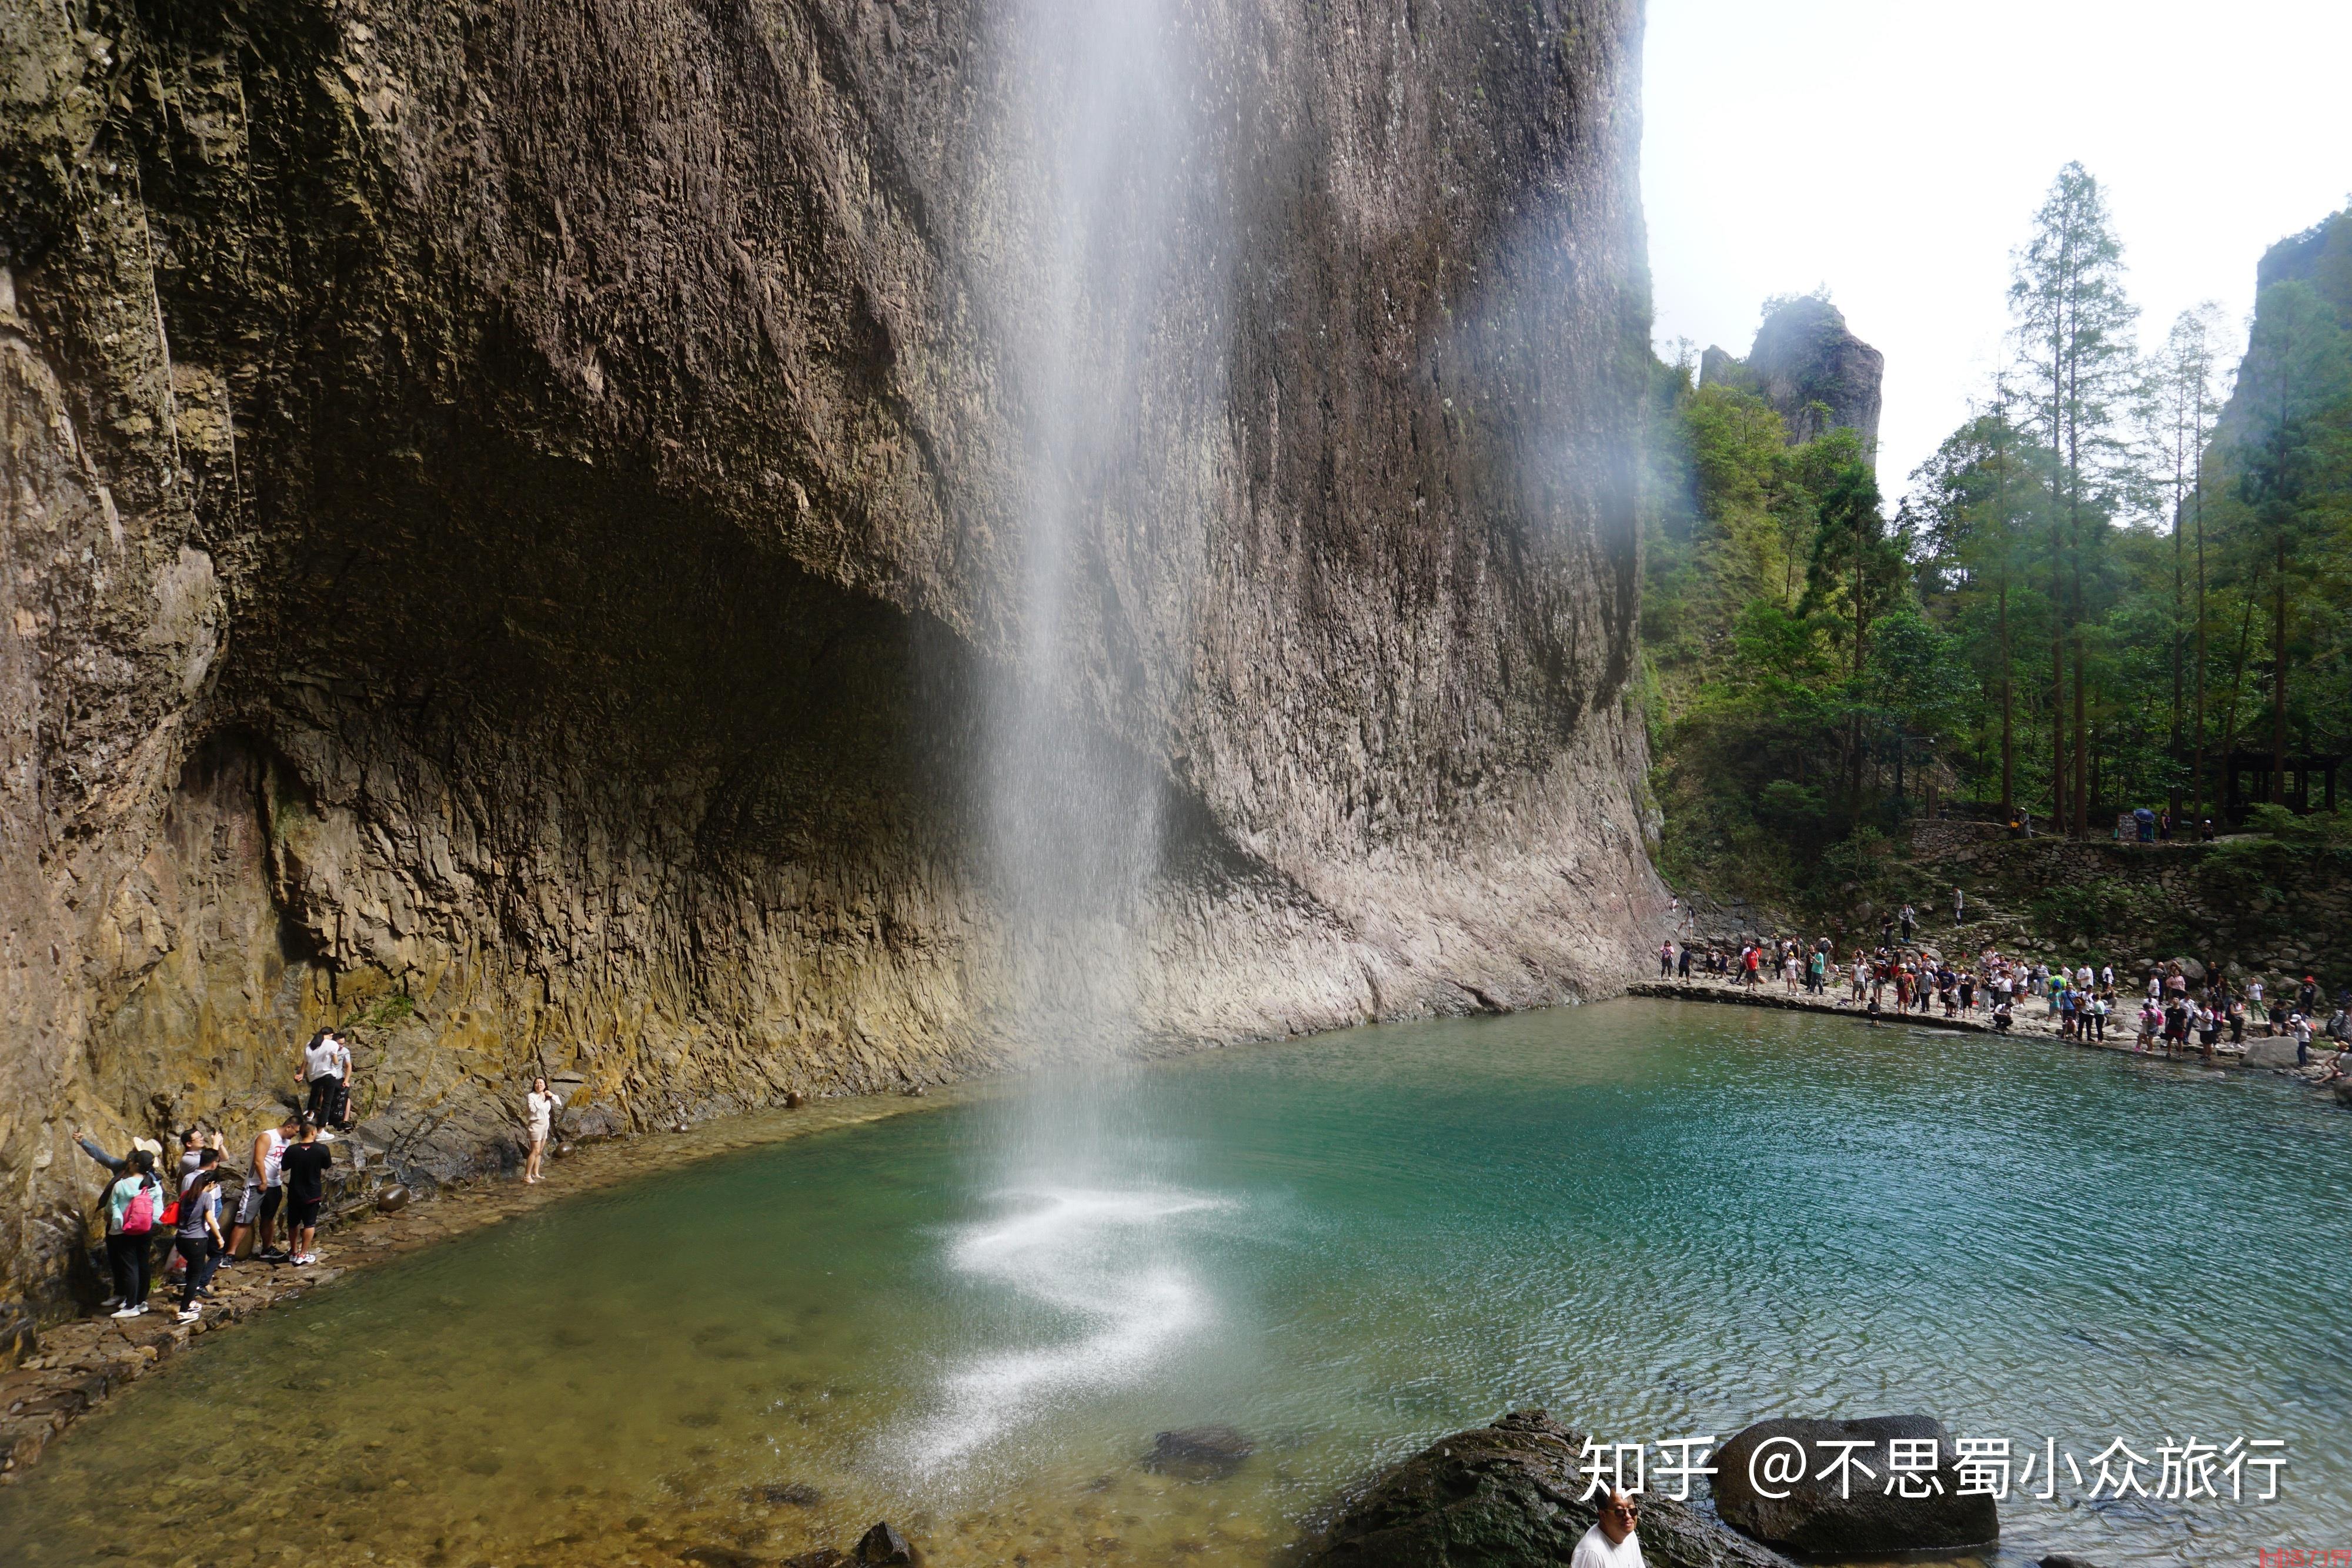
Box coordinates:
[1642,0,2352,500]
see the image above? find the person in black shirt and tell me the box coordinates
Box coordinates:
[279,1120,335,1266]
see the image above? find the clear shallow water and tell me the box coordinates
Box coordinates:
[6,999,2348,1568]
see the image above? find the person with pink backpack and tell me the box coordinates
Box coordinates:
[102,1149,166,1318]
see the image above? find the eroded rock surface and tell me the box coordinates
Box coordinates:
[1305,1409,1794,1568]
[1713,1416,1999,1559]
[0,0,1663,1336]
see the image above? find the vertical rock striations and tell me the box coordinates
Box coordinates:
[0,0,1662,1337]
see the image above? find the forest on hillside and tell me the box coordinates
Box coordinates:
[1644,169,2352,916]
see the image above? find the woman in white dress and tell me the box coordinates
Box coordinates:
[523,1076,563,1185]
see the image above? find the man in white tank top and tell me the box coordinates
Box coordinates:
[228,1114,300,1262]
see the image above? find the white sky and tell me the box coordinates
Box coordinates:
[1642,0,2352,499]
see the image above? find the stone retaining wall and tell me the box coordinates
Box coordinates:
[1913,827,2352,985]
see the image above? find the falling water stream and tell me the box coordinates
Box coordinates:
[943,0,1227,1485]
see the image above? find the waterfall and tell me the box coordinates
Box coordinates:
[977,0,1205,1055]
[887,0,1234,1485]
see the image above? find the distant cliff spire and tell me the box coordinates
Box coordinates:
[1699,294,1885,464]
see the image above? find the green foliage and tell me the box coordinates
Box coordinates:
[346,992,416,1030]
[1644,359,1948,918]
[1756,779,1829,834]
[1647,193,2352,928]
[2231,802,2352,853]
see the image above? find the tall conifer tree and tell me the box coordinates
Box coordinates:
[2010,163,2138,836]
[2140,305,2229,820]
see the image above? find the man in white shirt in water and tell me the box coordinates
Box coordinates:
[1572,1487,1643,1568]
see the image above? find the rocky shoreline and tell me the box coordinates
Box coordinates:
[1629,977,2352,1105]
[0,1085,975,1481]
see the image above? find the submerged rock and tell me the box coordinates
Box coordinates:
[1147,1424,1257,1476]
[1304,1409,1794,1568]
[681,1549,764,1568]
[1713,1416,1997,1558]
[854,1520,913,1565]
[747,1481,824,1507]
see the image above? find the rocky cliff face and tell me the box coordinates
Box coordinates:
[0,0,1662,1341]
[1700,295,1883,456]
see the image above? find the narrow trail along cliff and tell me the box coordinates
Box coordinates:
[0,0,1665,1340]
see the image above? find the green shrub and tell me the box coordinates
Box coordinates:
[347,992,416,1029]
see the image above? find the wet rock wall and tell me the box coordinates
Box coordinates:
[0,0,1664,1340]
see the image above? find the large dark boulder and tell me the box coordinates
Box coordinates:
[1712,1417,1997,1559]
[1305,1409,1796,1568]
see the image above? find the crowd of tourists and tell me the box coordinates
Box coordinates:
[1658,915,2352,1072]
[76,1114,335,1327]
[71,1028,563,1326]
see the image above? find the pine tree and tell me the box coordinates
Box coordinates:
[1796,430,1902,804]
[1909,390,2047,828]
[2010,163,2139,836]
[2139,304,2230,822]
[2230,280,2352,801]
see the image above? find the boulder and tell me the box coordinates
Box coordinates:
[1713,1417,1997,1559]
[1304,1409,1795,1568]
[855,1521,913,1565]
[1147,1425,1256,1477]
[2241,1038,2301,1069]
[375,1185,412,1215]
[555,1101,621,1141]
[2333,1079,2352,1108]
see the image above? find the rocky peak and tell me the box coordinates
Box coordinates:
[1700,295,1885,459]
